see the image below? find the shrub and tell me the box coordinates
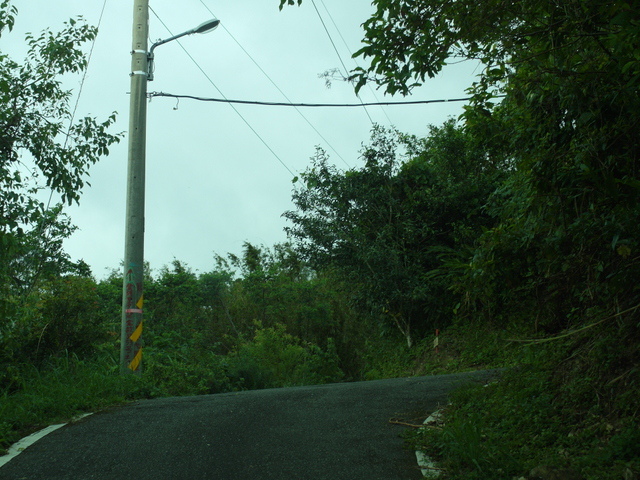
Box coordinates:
[227,323,343,390]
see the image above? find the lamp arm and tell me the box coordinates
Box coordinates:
[150,29,195,55]
[146,19,218,82]
[147,29,196,81]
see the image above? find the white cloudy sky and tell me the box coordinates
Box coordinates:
[6,0,479,278]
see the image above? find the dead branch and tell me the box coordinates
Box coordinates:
[388,418,442,430]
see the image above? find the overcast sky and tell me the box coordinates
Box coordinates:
[6,0,479,278]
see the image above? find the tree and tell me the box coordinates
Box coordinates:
[281,0,640,331]
[285,123,501,347]
[0,3,122,310]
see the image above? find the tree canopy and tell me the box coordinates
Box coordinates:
[281,0,640,329]
[0,3,122,312]
[285,122,504,346]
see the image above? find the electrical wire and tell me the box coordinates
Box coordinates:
[148,92,481,107]
[317,0,394,126]
[196,0,350,168]
[43,0,108,214]
[33,0,109,286]
[149,7,298,178]
[309,0,374,124]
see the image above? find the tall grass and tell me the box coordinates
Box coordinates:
[413,321,640,480]
[0,353,146,454]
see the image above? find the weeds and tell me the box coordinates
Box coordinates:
[413,320,640,480]
[0,354,146,454]
[0,322,347,454]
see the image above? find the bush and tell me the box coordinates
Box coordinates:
[0,353,146,454]
[141,330,233,397]
[227,323,343,390]
[2,276,109,370]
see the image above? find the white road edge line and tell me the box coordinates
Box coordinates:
[0,413,93,468]
[415,410,443,478]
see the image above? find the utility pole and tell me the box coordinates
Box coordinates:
[119,2,219,374]
[120,0,149,374]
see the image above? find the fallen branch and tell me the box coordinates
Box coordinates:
[389,418,442,430]
[506,303,640,344]
[417,465,446,472]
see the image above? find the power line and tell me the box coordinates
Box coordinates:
[36,0,109,287]
[317,0,394,126]
[46,0,108,213]
[309,0,374,124]
[148,92,481,107]
[196,0,350,168]
[149,7,297,178]
[310,0,350,82]
[317,0,352,64]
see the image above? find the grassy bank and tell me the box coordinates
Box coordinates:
[410,320,640,480]
[0,354,147,453]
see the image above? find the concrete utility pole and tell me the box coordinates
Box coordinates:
[119,2,220,374]
[120,0,149,374]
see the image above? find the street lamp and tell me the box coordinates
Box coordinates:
[120,0,220,374]
[147,19,220,81]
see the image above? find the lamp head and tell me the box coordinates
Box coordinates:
[193,19,220,34]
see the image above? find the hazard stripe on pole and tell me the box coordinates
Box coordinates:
[128,348,142,371]
[130,322,143,342]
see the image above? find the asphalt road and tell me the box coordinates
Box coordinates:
[0,370,498,480]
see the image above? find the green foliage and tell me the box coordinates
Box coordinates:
[413,320,640,479]
[227,323,343,390]
[281,0,640,335]
[360,336,417,381]
[278,0,301,9]
[214,243,367,378]
[421,369,549,479]
[113,250,359,393]
[142,336,232,397]
[0,4,122,319]
[146,259,207,329]
[31,276,107,357]
[331,0,640,335]
[0,1,17,33]
[0,353,146,454]
[1,275,110,373]
[98,252,352,394]
[5,1,640,474]
[285,122,502,346]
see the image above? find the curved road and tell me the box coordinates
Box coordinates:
[0,370,498,480]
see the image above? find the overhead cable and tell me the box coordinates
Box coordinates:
[149,7,297,178]
[197,0,351,168]
[309,0,374,124]
[46,0,108,212]
[148,92,487,107]
[317,0,394,126]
